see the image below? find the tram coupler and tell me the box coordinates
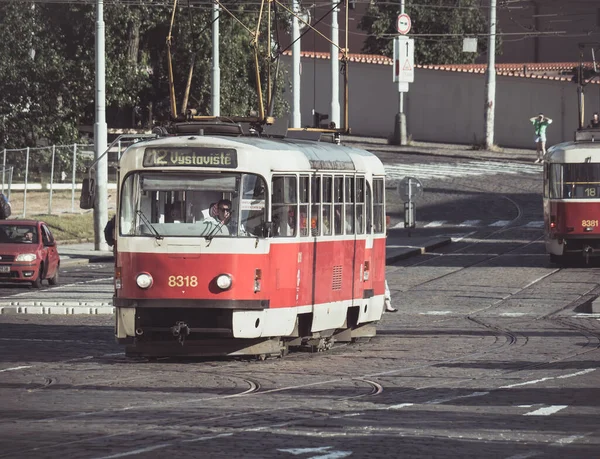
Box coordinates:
[171,321,190,345]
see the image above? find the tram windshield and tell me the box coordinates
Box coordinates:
[119,172,267,238]
[549,163,600,199]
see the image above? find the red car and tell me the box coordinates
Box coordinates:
[0,220,60,288]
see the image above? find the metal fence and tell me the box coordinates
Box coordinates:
[0,144,118,217]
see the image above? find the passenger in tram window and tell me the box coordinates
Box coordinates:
[274,206,296,236]
[589,112,600,128]
[384,279,397,313]
[168,206,183,223]
[300,211,308,236]
[310,206,319,236]
[286,207,297,236]
[203,199,232,227]
[529,113,553,164]
[201,202,218,220]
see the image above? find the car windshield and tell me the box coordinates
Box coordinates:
[0,225,38,244]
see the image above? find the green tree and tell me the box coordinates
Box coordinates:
[0,0,289,155]
[359,0,490,65]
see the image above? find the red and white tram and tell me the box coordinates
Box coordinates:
[544,128,600,264]
[111,124,387,357]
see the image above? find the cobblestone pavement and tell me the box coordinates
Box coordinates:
[1,148,600,458]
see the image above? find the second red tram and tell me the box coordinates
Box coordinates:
[111,124,388,357]
[544,129,600,264]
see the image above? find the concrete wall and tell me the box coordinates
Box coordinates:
[284,56,600,149]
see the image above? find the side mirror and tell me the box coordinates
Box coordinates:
[80,176,95,210]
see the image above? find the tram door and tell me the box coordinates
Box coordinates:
[354,177,370,302]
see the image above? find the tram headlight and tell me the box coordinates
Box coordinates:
[216,274,232,290]
[136,273,153,289]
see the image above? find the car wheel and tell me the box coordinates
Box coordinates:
[31,264,43,289]
[48,266,59,286]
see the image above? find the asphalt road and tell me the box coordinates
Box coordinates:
[1,154,599,458]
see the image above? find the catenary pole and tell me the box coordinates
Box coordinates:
[292,0,301,128]
[94,0,108,251]
[211,0,220,116]
[395,0,408,145]
[484,0,497,149]
[330,0,340,129]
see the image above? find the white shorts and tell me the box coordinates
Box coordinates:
[535,135,546,143]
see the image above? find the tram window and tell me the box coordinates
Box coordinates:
[564,163,600,183]
[333,176,343,235]
[543,163,549,198]
[322,175,333,236]
[121,172,266,238]
[549,164,563,199]
[356,177,365,234]
[300,176,309,237]
[311,205,320,236]
[311,176,321,203]
[272,175,297,237]
[310,176,321,236]
[373,178,385,234]
[558,163,600,199]
[366,181,372,233]
[239,174,267,237]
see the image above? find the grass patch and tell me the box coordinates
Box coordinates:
[36,213,95,242]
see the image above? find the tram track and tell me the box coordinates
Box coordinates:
[4,180,600,456]
[2,309,597,459]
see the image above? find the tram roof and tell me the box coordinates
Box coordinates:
[120,134,386,175]
[546,140,600,163]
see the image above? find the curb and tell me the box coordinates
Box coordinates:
[386,237,452,264]
[1,305,115,315]
[60,256,114,267]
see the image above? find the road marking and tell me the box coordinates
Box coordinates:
[505,453,541,459]
[424,220,445,227]
[450,231,476,242]
[556,368,596,379]
[490,220,511,227]
[94,444,171,459]
[427,391,489,405]
[500,369,596,388]
[420,311,452,315]
[279,447,333,455]
[388,403,414,409]
[0,365,32,373]
[95,433,234,458]
[524,221,544,228]
[555,435,584,444]
[458,220,481,227]
[524,405,568,416]
[278,447,353,459]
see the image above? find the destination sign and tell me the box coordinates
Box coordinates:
[143,147,237,168]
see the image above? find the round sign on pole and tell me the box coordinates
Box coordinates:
[396,13,411,35]
[397,176,423,202]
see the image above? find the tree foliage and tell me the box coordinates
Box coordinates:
[0,0,289,153]
[359,0,491,65]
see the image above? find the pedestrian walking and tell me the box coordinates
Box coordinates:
[384,279,397,312]
[529,113,552,163]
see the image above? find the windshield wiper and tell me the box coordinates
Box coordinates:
[206,219,227,242]
[136,210,163,240]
